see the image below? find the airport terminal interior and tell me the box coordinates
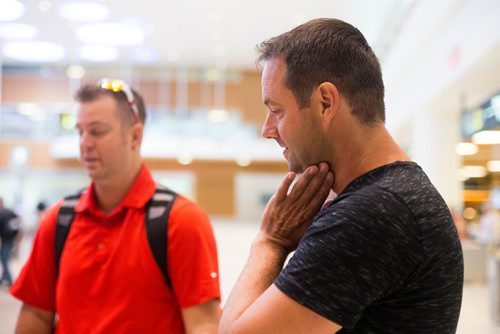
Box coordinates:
[1,0,500,332]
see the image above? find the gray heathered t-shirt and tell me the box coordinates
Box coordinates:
[275,161,463,333]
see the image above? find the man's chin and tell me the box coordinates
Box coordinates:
[287,162,304,174]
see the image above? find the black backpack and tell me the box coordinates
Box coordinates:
[55,187,178,287]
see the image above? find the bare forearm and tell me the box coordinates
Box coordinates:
[182,298,220,334]
[219,238,288,333]
[15,304,54,334]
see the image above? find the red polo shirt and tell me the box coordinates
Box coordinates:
[11,165,220,333]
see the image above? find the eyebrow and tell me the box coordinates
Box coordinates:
[75,121,108,129]
[263,97,279,107]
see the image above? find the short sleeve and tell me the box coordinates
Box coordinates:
[167,197,220,308]
[10,200,62,312]
[274,191,423,328]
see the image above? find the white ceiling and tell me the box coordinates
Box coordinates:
[1,0,500,139]
[1,0,412,68]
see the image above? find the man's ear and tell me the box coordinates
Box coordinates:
[317,82,340,124]
[131,123,143,150]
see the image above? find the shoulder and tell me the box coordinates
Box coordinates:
[319,185,414,226]
[168,195,213,233]
[33,199,65,240]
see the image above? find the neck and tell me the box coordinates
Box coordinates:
[93,159,142,215]
[331,123,410,194]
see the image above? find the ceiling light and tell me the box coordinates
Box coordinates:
[38,0,52,12]
[17,103,46,122]
[459,165,487,178]
[207,109,229,123]
[0,23,38,40]
[0,0,25,21]
[11,146,29,166]
[488,160,500,172]
[76,22,145,47]
[463,207,477,220]
[59,1,109,22]
[177,153,193,165]
[236,155,251,167]
[472,130,500,144]
[2,41,66,62]
[455,142,478,156]
[66,65,86,79]
[78,45,118,62]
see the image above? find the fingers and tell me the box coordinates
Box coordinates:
[286,165,319,201]
[306,170,334,210]
[289,162,331,203]
[274,172,296,202]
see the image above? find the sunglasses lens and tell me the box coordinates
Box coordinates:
[100,79,124,93]
[97,78,140,123]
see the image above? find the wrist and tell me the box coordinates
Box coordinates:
[252,234,290,262]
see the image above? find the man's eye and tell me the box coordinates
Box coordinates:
[89,128,107,137]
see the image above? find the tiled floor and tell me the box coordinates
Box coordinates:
[1,220,499,333]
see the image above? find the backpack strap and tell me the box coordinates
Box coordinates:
[54,187,178,288]
[55,191,83,275]
[145,187,178,288]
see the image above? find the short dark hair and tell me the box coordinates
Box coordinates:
[257,18,385,124]
[75,83,146,125]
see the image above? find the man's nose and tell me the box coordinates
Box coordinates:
[261,113,278,139]
[79,132,94,148]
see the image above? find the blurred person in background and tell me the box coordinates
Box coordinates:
[10,79,220,333]
[473,200,500,247]
[35,201,47,223]
[0,196,21,289]
[220,18,463,334]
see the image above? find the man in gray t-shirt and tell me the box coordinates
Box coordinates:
[276,162,463,333]
[220,18,463,334]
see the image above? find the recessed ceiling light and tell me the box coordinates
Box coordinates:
[0,0,25,21]
[487,160,500,172]
[236,155,251,167]
[66,65,86,79]
[58,1,109,22]
[472,130,500,145]
[38,0,52,12]
[2,41,66,62]
[78,44,118,62]
[207,109,229,123]
[76,22,145,47]
[455,142,478,156]
[177,153,193,165]
[0,23,38,40]
[459,165,487,178]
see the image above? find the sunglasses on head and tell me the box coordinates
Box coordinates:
[97,78,140,123]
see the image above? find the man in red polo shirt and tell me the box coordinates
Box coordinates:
[10,79,221,333]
